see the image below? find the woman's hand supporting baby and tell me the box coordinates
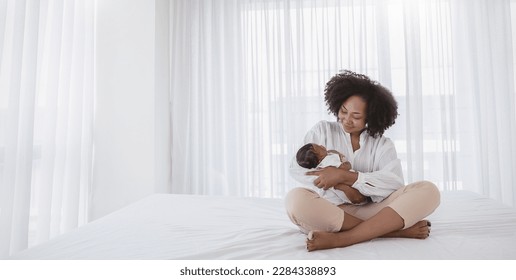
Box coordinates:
[334,184,368,204]
[306,167,366,204]
[306,167,358,189]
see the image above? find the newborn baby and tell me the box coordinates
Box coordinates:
[295,143,367,205]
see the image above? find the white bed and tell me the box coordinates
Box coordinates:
[9,190,516,259]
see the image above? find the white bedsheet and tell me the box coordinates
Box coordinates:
[10,191,516,259]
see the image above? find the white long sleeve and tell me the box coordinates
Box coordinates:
[290,120,405,203]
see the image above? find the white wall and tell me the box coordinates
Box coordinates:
[92,0,170,220]
[154,0,171,195]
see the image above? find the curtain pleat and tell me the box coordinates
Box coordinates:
[0,0,94,257]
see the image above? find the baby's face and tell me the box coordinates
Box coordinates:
[311,144,328,161]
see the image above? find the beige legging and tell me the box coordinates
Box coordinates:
[285,180,440,233]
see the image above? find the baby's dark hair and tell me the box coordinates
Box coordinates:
[324,70,398,138]
[296,143,319,169]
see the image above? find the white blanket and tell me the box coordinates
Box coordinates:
[10,191,516,259]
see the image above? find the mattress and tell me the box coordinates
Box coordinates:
[9,190,516,259]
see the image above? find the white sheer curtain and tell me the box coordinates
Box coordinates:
[170,0,516,206]
[0,0,94,257]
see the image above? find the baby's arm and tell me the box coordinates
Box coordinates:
[338,161,352,171]
[327,149,352,171]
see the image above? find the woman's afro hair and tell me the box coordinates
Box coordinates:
[324,70,398,138]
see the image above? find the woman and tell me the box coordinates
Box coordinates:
[286,70,440,251]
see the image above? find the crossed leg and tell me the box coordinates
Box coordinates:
[286,181,440,252]
[306,207,431,251]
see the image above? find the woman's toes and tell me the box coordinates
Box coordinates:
[306,239,315,251]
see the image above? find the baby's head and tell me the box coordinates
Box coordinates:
[296,143,327,169]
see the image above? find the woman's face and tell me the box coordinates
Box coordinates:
[338,95,367,135]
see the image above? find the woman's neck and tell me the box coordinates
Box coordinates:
[350,133,361,152]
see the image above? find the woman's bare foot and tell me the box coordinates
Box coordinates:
[307,231,338,252]
[305,220,432,252]
[391,220,431,239]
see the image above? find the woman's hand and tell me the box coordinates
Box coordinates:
[306,167,359,189]
[306,167,345,189]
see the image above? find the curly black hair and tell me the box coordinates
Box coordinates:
[296,143,319,169]
[324,70,398,138]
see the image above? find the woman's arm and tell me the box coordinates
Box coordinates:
[306,167,357,188]
[352,164,404,202]
[289,121,328,185]
[351,140,404,202]
[333,183,368,204]
[307,137,404,203]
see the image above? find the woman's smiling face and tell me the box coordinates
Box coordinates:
[338,95,367,136]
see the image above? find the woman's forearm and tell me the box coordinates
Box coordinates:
[334,183,368,204]
[308,167,359,189]
[338,169,359,186]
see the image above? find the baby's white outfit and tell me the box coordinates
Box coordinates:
[315,152,352,205]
